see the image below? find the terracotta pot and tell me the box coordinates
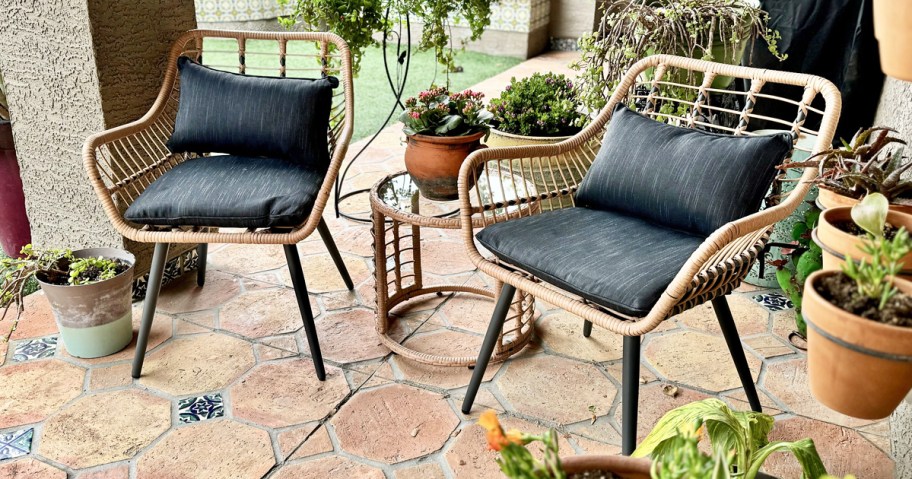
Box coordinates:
[803,270,912,419]
[0,121,31,257]
[37,248,135,358]
[817,188,912,215]
[403,131,486,201]
[813,206,912,274]
[874,0,912,81]
[560,455,652,479]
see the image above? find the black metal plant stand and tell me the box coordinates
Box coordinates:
[333,9,412,223]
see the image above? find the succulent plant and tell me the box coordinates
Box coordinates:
[772,205,822,336]
[780,126,912,203]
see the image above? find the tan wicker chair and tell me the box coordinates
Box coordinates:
[83,30,355,381]
[457,55,841,454]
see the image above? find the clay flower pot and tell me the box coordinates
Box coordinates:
[560,455,652,478]
[803,270,912,419]
[874,0,912,81]
[37,248,135,358]
[404,131,486,201]
[817,188,912,215]
[813,206,912,274]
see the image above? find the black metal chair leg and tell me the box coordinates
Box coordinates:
[317,218,354,291]
[712,295,762,412]
[196,243,208,287]
[622,335,641,455]
[583,320,593,338]
[461,284,516,414]
[284,244,326,381]
[132,242,170,379]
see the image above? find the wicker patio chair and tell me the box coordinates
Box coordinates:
[83,30,355,381]
[458,54,841,454]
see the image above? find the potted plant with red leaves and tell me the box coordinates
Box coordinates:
[399,86,493,201]
[804,193,912,419]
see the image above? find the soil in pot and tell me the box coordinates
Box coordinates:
[814,273,912,327]
[567,471,621,479]
[831,220,900,240]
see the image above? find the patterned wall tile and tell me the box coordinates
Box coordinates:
[196,0,294,23]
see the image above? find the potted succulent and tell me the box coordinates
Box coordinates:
[771,205,823,340]
[480,398,833,479]
[0,73,31,258]
[873,0,912,81]
[399,86,493,201]
[572,0,785,114]
[814,193,912,274]
[1,245,135,358]
[779,126,912,212]
[803,194,912,419]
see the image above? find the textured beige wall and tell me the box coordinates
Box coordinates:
[0,0,196,273]
[549,0,599,39]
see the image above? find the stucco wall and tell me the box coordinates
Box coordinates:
[874,77,912,478]
[0,0,197,273]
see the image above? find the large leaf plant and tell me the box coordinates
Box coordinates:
[633,398,828,479]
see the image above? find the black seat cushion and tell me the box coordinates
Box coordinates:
[167,57,338,170]
[124,156,325,228]
[575,104,792,237]
[476,207,706,316]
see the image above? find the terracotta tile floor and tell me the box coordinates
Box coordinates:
[0,52,896,478]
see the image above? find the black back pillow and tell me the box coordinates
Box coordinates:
[167,57,338,170]
[575,104,793,236]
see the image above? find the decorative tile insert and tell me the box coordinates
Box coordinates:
[751,293,794,312]
[178,394,224,424]
[0,428,34,460]
[133,248,199,301]
[12,337,57,362]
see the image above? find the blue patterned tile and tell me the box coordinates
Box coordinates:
[12,337,57,362]
[751,293,794,312]
[178,394,224,424]
[0,428,34,460]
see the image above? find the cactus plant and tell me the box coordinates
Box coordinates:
[772,205,822,336]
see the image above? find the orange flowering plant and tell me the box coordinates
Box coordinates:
[478,410,566,479]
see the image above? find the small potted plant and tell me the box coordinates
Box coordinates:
[771,205,823,341]
[399,86,493,201]
[779,126,912,212]
[1,245,135,358]
[803,194,912,419]
[873,0,912,81]
[814,193,912,274]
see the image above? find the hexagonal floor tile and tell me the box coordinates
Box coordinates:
[331,384,459,464]
[444,416,575,479]
[272,456,385,479]
[39,390,171,469]
[0,359,85,428]
[419,240,476,276]
[438,293,496,334]
[206,244,287,275]
[231,359,349,428]
[763,358,874,428]
[613,383,711,442]
[138,333,255,396]
[155,270,241,313]
[73,464,129,479]
[302,309,389,364]
[644,330,761,392]
[393,330,503,390]
[763,417,893,478]
[0,459,66,478]
[280,253,370,293]
[537,311,623,362]
[496,355,616,424]
[59,307,173,365]
[136,420,274,479]
[9,292,58,340]
[219,288,302,338]
[676,294,770,336]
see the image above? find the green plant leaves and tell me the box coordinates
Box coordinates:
[851,193,889,238]
[747,439,828,479]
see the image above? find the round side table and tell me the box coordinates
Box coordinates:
[370,171,537,366]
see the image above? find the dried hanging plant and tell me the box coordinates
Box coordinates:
[571,0,786,114]
[0,72,9,122]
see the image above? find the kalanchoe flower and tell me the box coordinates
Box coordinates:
[399,85,492,137]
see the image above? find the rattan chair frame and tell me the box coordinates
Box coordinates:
[83,30,354,245]
[82,30,356,382]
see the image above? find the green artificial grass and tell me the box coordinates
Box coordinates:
[202,39,522,141]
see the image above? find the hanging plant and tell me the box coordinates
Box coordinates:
[571,0,786,115]
[0,72,9,121]
[278,0,495,74]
